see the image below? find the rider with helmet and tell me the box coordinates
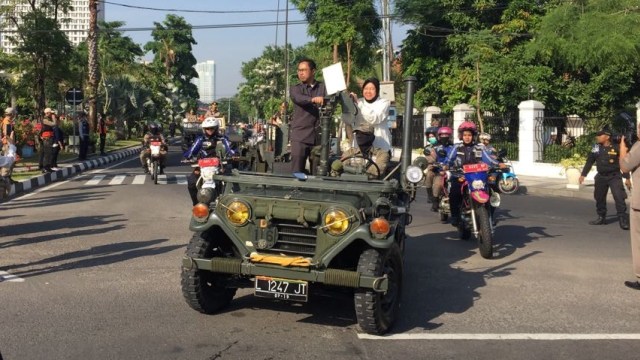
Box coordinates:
[184,117,223,206]
[444,121,504,225]
[479,132,497,158]
[425,126,455,211]
[139,122,168,174]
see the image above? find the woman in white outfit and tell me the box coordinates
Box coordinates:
[344,77,391,176]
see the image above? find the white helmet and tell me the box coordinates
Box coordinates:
[202,117,220,131]
[479,132,491,141]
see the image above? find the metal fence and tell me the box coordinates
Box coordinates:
[391,115,425,149]
[534,115,598,163]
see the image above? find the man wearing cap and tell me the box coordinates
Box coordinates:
[205,102,221,118]
[579,127,631,229]
[39,108,57,173]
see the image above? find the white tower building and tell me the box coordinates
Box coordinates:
[0,0,105,53]
[193,60,216,103]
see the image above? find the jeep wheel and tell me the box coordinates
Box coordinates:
[181,231,237,314]
[354,244,403,335]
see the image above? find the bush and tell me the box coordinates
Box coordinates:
[543,144,572,163]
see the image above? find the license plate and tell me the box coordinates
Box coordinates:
[254,276,308,302]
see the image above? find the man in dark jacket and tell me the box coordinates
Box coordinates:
[289,57,327,174]
[579,127,631,229]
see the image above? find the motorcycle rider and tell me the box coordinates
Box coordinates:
[444,121,505,226]
[139,122,168,174]
[426,126,454,211]
[479,132,497,158]
[184,117,223,206]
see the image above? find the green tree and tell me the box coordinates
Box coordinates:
[291,0,381,85]
[526,0,640,119]
[3,1,73,115]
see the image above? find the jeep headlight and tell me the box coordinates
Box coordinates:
[323,208,350,236]
[405,165,423,184]
[224,200,251,226]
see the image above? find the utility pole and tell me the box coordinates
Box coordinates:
[381,0,392,82]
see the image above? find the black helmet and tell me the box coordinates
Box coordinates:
[149,123,160,135]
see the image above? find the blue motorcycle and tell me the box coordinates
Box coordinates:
[490,149,519,194]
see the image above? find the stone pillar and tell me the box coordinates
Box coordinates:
[423,106,441,146]
[453,103,474,137]
[518,100,545,166]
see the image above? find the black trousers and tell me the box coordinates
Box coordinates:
[52,145,61,167]
[594,173,627,216]
[41,138,53,170]
[79,136,90,160]
[99,134,106,154]
[290,141,314,174]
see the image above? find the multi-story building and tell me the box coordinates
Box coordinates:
[193,60,216,104]
[0,0,105,53]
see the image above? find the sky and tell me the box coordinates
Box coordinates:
[104,0,410,99]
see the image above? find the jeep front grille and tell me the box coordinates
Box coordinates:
[264,221,317,257]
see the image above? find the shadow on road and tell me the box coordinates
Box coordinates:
[2,238,183,278]
[0,214,125,238]
[1,190,112,209]
[393,228,542,333]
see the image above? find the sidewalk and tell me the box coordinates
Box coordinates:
[517,174,596,201]
[5,146,142,199]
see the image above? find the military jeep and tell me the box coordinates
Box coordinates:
[181,77,422,334]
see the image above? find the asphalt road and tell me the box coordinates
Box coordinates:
[1,144,640,360]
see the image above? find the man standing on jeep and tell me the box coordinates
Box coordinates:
[289,57,326,174]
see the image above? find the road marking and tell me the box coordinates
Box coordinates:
[85,175,106,186]
[175,175,187,185]
[132,175,146,184]
[108,175,127,185]
[357,333,640,340]
[0,271,25,283]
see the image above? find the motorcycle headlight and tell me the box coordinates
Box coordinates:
[490,192,501,207]
[405,165,423,184]
[224,200,251,226]
[471,179,485,190]
[323,208,351,236]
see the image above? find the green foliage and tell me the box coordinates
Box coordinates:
[559,153,587,170]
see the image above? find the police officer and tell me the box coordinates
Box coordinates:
[579,127,631,229]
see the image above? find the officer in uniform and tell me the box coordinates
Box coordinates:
[579,127,631,229]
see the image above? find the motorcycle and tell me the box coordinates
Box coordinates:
[452,162,500,259]
[193,156,224,205]
[490,149,519,194]
[147,141,163,184]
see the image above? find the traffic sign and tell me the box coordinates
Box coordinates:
[65,87,84,105]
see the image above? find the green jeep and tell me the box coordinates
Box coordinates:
[181,77,422,335]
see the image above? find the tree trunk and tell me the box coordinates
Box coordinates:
[87,0,100,131]
[475,61,484,133]
[333,44,338,64]
[346,41,352,86]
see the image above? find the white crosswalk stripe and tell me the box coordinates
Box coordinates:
[86,175,106,185]
[131,175,146,185]
[109,175,127,185]
[82,174,187,186]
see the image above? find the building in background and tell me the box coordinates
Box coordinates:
[193,60,216,104]
[0,0,105,53]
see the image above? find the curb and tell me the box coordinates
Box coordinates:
[7,146,142,198]
[518,185,594,201]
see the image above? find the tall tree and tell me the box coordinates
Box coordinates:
[291,0,381,85]
[3,0,73,115]
[87,0,99,129]
[144,14,199,121]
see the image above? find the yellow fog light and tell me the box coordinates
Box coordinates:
[370,217,391,237]
[225,200,251,226]
[323,209,351,236]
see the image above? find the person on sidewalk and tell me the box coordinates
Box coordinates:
[97,115,109,156]
[1,107,17,183]
[51,117,65,169]
[40,108,57,173]
[77,111,90,161]
[579,127,630,229]
[620,131,640,290]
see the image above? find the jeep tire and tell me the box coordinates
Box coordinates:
[181,231,237,314]
[354,244,403,335]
